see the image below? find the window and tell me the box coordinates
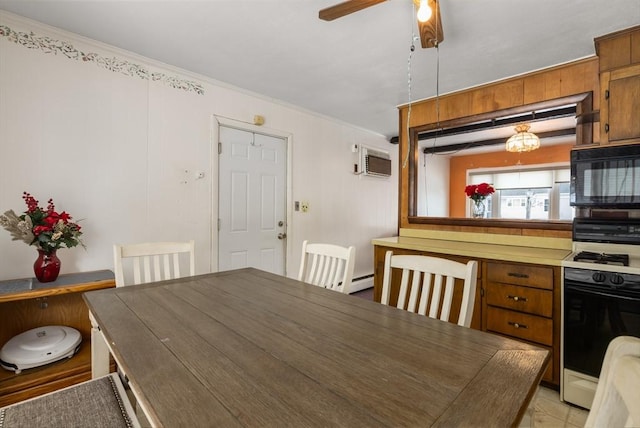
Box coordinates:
[468,165,574,221]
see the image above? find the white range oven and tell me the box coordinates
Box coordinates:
[561,218,640,409]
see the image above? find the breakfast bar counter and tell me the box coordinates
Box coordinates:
[372,229,572,387]
[372,229,573,267]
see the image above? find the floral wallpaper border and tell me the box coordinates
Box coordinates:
[0,24,205,95]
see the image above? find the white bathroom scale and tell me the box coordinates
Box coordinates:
[0,325,82,374]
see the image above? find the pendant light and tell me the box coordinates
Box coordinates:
[505,124,541,153]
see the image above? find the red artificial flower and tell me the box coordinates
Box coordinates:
[43,215,59,226]
[465,183,495,199]
[464,185,476,197]
[476,182,495,196]
[32,225,52,236]
[58,211,71,223]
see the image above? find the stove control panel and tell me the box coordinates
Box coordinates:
[565,267,640,294]
[566,267,633,285]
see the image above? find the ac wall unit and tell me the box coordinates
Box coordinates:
[360,146,391,178]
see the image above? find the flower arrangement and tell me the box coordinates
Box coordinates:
[0,192,84,254]
[464,182,495,202]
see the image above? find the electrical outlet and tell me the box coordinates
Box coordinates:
[301,201,309,213]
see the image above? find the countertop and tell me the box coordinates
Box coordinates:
[0,270,115,303]
[373,231,572,267]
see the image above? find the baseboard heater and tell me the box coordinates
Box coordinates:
[350,274,374,293]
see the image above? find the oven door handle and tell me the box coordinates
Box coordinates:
[565,283,640,302]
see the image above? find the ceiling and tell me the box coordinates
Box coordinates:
[0,1,638,142]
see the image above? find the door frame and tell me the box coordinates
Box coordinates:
[211,115,293,276]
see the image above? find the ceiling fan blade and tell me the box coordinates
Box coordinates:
[319,0,387,21]
[418,0,444,48]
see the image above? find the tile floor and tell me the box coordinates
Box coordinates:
[351,287,591,427]
[522,386,589,427]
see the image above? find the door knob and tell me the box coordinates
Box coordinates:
[278,233,287,240]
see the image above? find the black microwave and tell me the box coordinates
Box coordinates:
[570,143,640,208]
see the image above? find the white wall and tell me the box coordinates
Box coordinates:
[417,152,450,217]
[0,11,397,282]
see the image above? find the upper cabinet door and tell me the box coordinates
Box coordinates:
[600,65,640,144]
[596,26,640,145]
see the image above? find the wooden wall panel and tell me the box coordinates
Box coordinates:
[523,70,562,104]
[522,60,599,107]
[408,91,473,127]
[559,60,600,102]
[632,29,640,64]
[471,80,524,114]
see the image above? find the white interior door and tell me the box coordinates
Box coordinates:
[218,126,287,275]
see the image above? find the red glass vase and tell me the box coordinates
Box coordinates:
[33,249,61,283]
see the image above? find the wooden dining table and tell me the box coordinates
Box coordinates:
[84,268,549,427]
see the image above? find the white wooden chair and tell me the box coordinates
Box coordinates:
[298,240,356,294]
[113,240,195,287]
[585,336,640,428]
[0,373,140,427]
[381,251,478,327]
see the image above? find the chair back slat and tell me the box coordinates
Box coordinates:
[151,255,162,281]
[381,251,478,328]
[428,274,444,319]
[397,268,409,309]
[173,253,180,278]
[406,270,420,312]
[309,253,320,284]
[133,259,142,285]
[113,240,195,287]
[417,273,432,315]
[439,276,456,322]
[298,241,356,294]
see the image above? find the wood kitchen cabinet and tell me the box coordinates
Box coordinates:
[373,244,562,386]
[596,25,640,145]
[0,271,115,406]
[484,262,559,384]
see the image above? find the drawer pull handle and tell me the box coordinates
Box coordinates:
[508,272,529,279]
[507,295,528,302]
[508,321,528,329]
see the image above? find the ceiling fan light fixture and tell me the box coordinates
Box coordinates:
[416,0,432,22]
[505,124,541,153]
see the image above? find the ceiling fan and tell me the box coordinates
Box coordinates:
[319,0,443,48]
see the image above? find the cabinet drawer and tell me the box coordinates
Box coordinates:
[487,262,553,290]
[486,283,552,317]
[486,306,553,346]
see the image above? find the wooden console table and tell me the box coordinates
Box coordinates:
[0,270,115,406]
